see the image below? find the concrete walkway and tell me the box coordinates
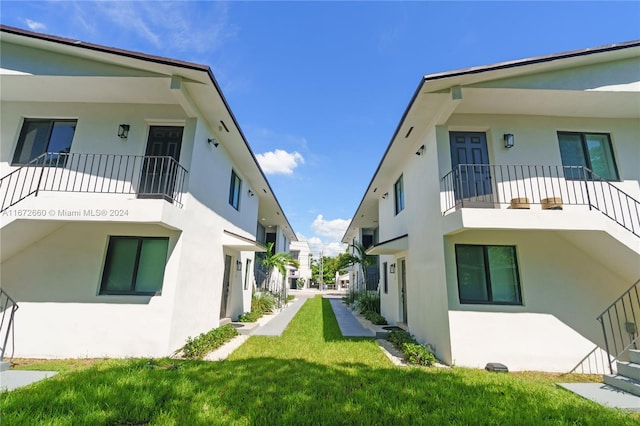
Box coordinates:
[251,293,312,336]
[325,296,374,337]
[0,369,58,392]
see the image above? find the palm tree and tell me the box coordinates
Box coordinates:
[261,242,300,306]
[339,242,376,293]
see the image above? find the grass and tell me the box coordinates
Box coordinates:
[1,296,638,425]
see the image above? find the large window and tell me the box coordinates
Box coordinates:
[229,170,242,210]
[558,132,619,181]
[100,236,169,295]
[455,244,522,305]
[394,174,405,215]
[13,119,77,165]
[382,262,388,294]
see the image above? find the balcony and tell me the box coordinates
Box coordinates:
[1,152,188,212]
[440,164,640,239]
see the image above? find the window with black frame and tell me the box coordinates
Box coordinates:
[100,236,169,295]
[229,169,242,210]
[13,119,77,166]
[557,132,619,181]
[455,244,522,305]
[394,174,405,215]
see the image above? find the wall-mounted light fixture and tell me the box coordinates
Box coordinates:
[382,192,389,200]
[415,145,425,156]
[208,138,219,147]
[503,133,514,149]
[118,124,130,139]
[389,263,396,274]
[248,189,254,197]
[236,260,242,271]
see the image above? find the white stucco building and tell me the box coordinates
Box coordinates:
[343,41,640,372]
[287,240,312,289]
[0,25,296,358]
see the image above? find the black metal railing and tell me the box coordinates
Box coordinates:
[569,345,612,375]
[440,164,640,237]
[0,289,19,361]
[0,153,49,213]
[597,278,640,374]
[0,152,188,212]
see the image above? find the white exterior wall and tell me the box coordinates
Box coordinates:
[377,125,453,364]
[377,110,639,370]
[444,229,632,372]
[2,223,180,358]
[1,79,260,358]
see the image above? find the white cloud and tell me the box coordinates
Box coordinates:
[307,237,346,258]
[25,19,46,31]
[256,149,304,175]
[311,214,350,241]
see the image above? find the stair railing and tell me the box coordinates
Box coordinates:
[0,288,19,361]
[0,153,48,213]
[597,278,640,374]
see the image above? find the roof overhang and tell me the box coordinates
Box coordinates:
[222,230,267,252]
[366,234,408,255]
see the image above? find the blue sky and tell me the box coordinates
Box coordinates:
[2,1,639,255]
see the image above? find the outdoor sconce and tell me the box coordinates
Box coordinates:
[118,124,130,139]
[248,189,254,197]
[208,138,219,147]
[415,145,425,156]
[503,133,514,148]
[389,263,396,274]
[236,260,242,271]
[382,192,389,200]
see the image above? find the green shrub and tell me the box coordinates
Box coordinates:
[252,291,276,314]
[237,311,262,322]
[402,343,436,367]
[355,291,381,314]
[387,329,417,351]
[363,310,388,325]
[286,294,295,303]
[182,324,239,359]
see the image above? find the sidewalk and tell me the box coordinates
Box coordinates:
[251,293,312,336]
[324,295,374,337]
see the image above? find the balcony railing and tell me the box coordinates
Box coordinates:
[1,152,188,212]
[440,164,639,237]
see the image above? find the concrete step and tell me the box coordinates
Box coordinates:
[618,361,640,381]
[604,374,640,397]
[630,349,640,364]
[0,361,10,372]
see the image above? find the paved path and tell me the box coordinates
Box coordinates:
[251,294,312,336]
[326,297,374,337]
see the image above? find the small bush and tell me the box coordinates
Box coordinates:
[387,329,417,351]
[286,294,295,303]
[237,311,262,322]
[355,291,381,314]
[402,343,436,367]
[363,310,388,325]
[182,324,239,359]
[252,291,276,314]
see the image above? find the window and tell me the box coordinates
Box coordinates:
[455,244,522,305]
[382,262,388,294]
[558,132,619,181]
[229,170,242,210]
[13,119,77,165]
[244,259,252,290]
[394,175,405,214]
[100,237,169,295]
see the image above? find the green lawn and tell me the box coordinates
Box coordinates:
[1,296,638,425]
